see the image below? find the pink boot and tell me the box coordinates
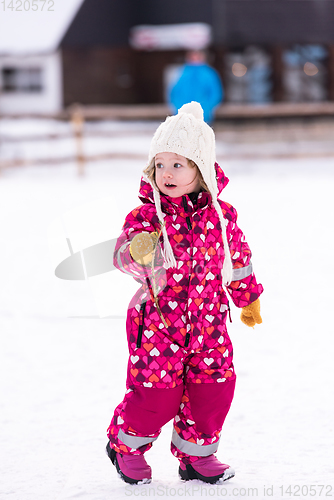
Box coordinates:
[179,455,235,484]
[106,442,152,484]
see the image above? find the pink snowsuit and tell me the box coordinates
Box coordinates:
[107,163,263,464]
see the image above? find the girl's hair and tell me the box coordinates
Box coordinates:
[143,157,209,193]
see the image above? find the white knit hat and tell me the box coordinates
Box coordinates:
[146,101,233,286]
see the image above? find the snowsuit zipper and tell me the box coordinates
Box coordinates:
[228,303,232,323]
[182,196,192,231]
[182,196,192,347]
[136,302,146,348]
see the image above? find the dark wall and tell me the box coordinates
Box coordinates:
[60,0,334,106]
[133,0,212,26]
[61,0,136,47]
[61,0,212,48]
[62,47,137,105]
[62,0,334,48]
[133,50,185,103]
[213,0,334,46]
[60,0,213,105]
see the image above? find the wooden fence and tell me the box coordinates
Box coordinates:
[1,102,334,175]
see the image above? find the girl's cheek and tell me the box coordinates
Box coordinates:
[155,170,161,182]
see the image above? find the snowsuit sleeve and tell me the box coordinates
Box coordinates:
[113,205,163,282]
[219,200,264,308]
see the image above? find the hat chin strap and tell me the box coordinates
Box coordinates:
[212,199,233,286]
[153,188,177,269]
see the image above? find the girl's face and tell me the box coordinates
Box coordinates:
[155,152,201,198]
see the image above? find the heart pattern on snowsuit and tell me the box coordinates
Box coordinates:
[107,163,263,463]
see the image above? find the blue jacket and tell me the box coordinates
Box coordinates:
[169,63,223,123]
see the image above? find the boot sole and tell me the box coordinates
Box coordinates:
[179,463,235,484]
[106,442,151,485]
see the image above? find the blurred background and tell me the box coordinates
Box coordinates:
[1,0,334,110]
[1,0,334,168]
[1,2,334,500]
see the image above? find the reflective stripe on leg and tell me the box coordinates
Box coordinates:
[171,428,220,457]
[118,429,158,449]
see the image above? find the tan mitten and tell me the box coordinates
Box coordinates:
[129,232,158,265]
[240,298,262,327]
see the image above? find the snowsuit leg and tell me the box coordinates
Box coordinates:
[107,302,185,455]
[107,384,183,455]
[171,346,236,464]
[107,298,236,459]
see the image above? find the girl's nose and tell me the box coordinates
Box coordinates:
[163,169,173,178]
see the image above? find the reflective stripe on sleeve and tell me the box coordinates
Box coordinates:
[118,429,158,449]
[231,262,253,281]
[171,428,220,457]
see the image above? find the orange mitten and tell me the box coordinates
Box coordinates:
[240,298,262,327]
[129,232,158,265]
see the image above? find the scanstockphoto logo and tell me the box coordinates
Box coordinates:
[48,197,135,318]
[124,484,334,497]
[124,484,261,497]
[47,197,165,318]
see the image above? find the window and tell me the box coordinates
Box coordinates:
[224,46,273,103]
[1,67,43,93]
[283,45,328,102]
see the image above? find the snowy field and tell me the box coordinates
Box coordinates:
[0,120,334,500]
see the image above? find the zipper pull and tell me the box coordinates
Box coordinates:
[136,302,146,348]
[228,303,232,323]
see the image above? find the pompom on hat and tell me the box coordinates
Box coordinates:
[146,101,233,286]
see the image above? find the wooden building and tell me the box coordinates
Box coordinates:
[60,0,334,106]
[1,0,334,113]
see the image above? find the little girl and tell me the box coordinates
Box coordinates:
[106,102,263,485]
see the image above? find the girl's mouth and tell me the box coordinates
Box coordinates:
[165,183,176,188]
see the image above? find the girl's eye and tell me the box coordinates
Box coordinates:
[156,163,163,169]
[174,163,182,168]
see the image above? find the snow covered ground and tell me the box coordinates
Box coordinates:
[0,120,334,500]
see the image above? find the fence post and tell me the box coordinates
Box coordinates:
[70,104,85,176]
